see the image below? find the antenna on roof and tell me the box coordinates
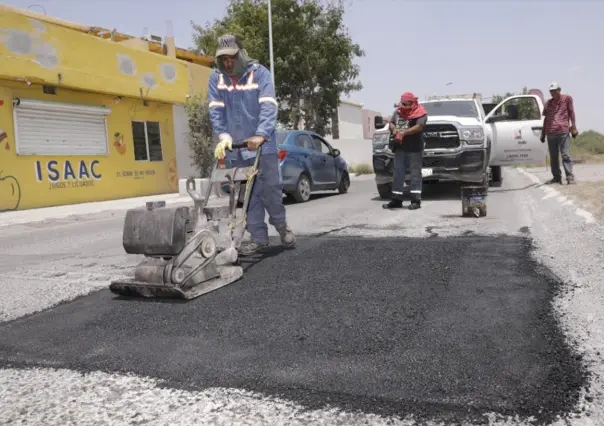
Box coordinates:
[166,20,174,39]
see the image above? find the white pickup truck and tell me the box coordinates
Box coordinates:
[372,93,548,198]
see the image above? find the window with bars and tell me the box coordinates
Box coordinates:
[131,121,163,161]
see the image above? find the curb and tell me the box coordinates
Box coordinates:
[0,193,195,229]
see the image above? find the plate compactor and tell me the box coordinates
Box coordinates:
[109,142,259,300]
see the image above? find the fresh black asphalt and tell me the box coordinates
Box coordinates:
[0,234,588,424]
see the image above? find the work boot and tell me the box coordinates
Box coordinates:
[408,201,421,210]
[545,177,562,184]
[276,223,296,248]
[567,175,576,185]
[382,200,403,209]
[238,239,269,256]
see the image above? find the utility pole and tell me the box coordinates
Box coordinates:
[268,0,276,90]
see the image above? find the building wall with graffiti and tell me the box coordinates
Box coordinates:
[0,5,213,212]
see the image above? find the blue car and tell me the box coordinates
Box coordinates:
[221,130,351,203]
[276,130,350,202]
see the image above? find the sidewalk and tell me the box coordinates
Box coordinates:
[1,174,376,229]
[0,193,192,229]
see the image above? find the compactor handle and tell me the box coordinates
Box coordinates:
[186,177,204,203]
[230,141,266,150]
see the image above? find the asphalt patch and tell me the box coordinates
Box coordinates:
[0,235,587,424]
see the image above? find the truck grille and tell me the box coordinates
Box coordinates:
[423,124,460,149]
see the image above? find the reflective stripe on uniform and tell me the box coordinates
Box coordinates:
[217,71,259,92]
[259,96,278,106]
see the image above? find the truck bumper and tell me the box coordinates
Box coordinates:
[373,148,488,184]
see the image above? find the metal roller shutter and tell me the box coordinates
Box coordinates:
[14,99,111,156]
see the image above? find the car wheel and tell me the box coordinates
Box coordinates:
[338,171,350,194]
[377,182,392,199]
[292,173,312,203]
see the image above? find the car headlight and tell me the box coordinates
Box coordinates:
[459,126,484,145]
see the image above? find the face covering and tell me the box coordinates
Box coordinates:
[216,48,259,77]
[397,92,427,120]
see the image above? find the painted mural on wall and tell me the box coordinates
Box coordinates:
[0,128,7,150]
[35,159,102,190]
[0,125,20,212]
[1,19,60,69]
[113,132,126,155]
[167,158,178,191]
[0,170,21,212]
[116,53,178,90]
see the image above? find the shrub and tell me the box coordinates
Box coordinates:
[573,130,604,155]
[349,162,374,175]
[185,93,215,178]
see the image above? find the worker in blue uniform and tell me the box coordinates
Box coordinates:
[207,34,296,255]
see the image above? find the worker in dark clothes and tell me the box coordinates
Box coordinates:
[383,92,428,210]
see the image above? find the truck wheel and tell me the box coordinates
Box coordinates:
[377,183,392,199]
[292,173,312,203]
[489,166,502,187]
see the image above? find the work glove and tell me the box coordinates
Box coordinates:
[394,132,404,142]
[540,134,546,143]
[214,134,233,159]
[246,135,265,151]
[570,126,579,139]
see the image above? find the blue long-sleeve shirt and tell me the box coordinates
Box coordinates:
[207,63,278,160]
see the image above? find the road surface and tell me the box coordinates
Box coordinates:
[1,168,604,426]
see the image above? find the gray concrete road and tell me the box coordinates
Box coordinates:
[1,169,604,426]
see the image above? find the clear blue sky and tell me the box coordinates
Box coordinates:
[4,0,603,132]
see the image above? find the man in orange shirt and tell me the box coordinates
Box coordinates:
[540,82,578,184]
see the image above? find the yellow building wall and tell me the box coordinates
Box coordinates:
[188,63,213,98]
[0,8,191,104]
[0,81,179,212]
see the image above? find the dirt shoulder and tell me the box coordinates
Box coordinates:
[557,180,604,221]
[524,163,604,221]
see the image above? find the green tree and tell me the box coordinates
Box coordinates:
[191,0,364,136]
[490,87,540,120]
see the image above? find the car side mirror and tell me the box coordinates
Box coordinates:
[374,116,384,129]
[486,115,508,124]
[331,148,341,157]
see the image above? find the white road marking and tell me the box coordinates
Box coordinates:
[518,168,542,184]
[518,168,597,225]
[542,186,560,200]
[576,208,596,224]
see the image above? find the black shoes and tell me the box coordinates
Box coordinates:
[382,200,421,210]
[545,177,562,184]
[382,200,403,209]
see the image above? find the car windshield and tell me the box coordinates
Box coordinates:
[420,101,479,118]
[275,131,289,145]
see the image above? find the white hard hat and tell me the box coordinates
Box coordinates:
[548,81,561,91]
